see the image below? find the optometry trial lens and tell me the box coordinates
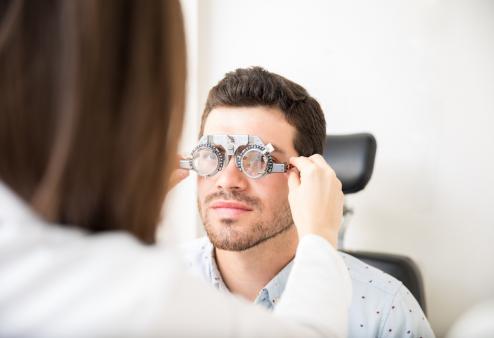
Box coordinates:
[179,134,291,179]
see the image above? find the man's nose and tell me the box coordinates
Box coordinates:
[215,156,248,191]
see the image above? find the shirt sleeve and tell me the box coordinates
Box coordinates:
[274,234,353,337]
[379,283,435,338]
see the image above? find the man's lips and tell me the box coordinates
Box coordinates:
[209,200,253,211]
[208,200,253,219]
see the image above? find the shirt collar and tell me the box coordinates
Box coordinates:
[200,238,294,307]
[197,239,228,291]
[257,260,293,306]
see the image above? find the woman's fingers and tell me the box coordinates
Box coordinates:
[287,155,343,248]
[167,155,190,191]
[309,154,333,171]
[168,169,189,191]
[289,156,319,180]
[287,168,301,190]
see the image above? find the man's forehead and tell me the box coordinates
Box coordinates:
[203,106,296,156]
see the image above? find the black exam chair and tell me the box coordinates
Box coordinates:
[324,133,427,314]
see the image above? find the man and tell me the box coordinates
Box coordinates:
[183,67,434,337]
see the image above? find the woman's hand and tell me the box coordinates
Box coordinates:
[287,154,344,248]
[167,155,189,191]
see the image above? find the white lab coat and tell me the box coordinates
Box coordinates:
[0,182,351,337]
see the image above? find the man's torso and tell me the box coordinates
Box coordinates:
[182,236,435,338]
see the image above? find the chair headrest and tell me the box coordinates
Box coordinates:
[323,133,377,194]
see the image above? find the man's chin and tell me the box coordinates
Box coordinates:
[204,223,260,251]
[209,236,265,252]
[204,222,293,252]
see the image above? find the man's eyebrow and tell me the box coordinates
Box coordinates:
[270,144,287,156]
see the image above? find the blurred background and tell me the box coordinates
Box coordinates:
[161,1,494,336]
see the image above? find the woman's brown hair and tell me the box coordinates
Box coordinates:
[0,0,186,244]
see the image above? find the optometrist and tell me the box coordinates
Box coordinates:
[0,1,352,336]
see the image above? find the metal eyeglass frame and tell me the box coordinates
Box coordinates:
[179,134,291,179]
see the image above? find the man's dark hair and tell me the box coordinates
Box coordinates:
[200,67,326,156]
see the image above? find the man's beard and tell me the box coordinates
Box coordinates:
[198,190,294,251]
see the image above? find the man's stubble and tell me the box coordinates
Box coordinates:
[198,190,294,251]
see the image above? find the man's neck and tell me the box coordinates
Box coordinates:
[214,226,298,302]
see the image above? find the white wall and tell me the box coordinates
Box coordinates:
[167,0,494,336]
[159,0,201,245]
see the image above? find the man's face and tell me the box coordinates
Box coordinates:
[197,106,298,251]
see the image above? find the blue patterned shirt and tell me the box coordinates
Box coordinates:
[183,237,435,338]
